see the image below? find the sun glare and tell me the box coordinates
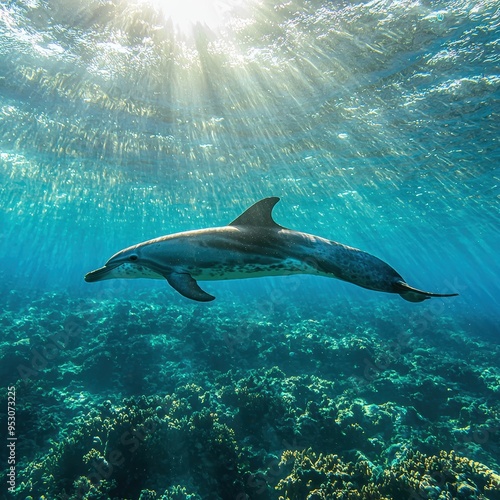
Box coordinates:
[139,0,251,35]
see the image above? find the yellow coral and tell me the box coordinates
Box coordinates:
[275,448,499,500]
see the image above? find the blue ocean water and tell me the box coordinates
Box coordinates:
[1,1,499,499]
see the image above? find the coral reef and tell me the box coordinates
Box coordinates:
[275,448,500,500]
[0,290,498,499]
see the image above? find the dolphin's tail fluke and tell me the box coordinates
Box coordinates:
[393,281,459,302]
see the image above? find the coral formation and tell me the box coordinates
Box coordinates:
[0,291,498,499]
[275,449,500,499]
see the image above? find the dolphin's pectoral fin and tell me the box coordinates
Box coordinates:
[165,273,215,302]
[394,281,459,302]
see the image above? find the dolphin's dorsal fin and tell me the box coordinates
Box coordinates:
[229,197,285,229]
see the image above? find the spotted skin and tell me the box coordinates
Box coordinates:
[85,197,458,302]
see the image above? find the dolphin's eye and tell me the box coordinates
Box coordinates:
[129,255,138,261]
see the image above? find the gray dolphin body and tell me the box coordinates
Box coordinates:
[85,197,458,302]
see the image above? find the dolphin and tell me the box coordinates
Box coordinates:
[84,197,458,303]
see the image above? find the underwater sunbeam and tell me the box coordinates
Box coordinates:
[131,0,254,35]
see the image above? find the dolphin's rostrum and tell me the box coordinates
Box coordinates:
[84,197,458,302]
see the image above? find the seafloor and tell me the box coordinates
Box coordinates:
[1,286,499,500]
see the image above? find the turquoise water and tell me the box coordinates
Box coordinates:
[1,1,499,499]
